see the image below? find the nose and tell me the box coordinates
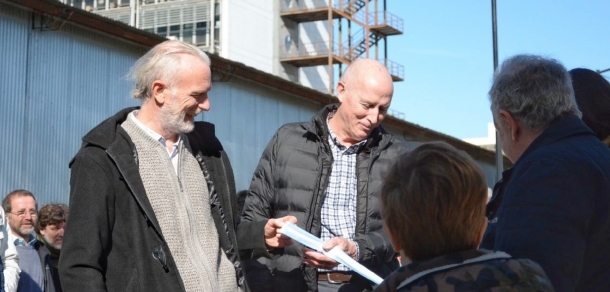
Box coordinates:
[58,228,65,237]
[198,97,210,111]
[367,108,380,125]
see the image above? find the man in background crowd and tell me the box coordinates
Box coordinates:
[0,191,20,292]
[3,190,43,292]
[36,204,67,292]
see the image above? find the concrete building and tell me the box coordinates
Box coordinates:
[1,0,505,205]
[56,0,403,96]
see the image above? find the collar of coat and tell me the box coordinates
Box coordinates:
[75,106,220,157]
[394,250,511,290]
[302,103,389,150]
[514,114,595,166]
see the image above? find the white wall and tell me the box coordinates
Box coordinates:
[222,0,275,73]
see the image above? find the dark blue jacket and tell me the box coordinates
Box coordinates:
[481,115,610,292]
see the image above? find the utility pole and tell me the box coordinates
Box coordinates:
[492,0,502,181]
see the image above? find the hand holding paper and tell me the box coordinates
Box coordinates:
[264,216,297,248]
[278,222,384,285]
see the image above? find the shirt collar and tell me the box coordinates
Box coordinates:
[128,110,182,150]
[14,233,37,247]
[326,112,367,150]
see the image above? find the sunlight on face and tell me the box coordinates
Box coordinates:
[160,54,211,135]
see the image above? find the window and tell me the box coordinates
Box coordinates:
[195,22,208,45]
[183,23,193,43]
[169,25,180,38]
[157,26,167,36]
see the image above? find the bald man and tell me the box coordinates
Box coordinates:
[238,59,412,292]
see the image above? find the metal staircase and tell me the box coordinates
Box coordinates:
[279,0,404,91]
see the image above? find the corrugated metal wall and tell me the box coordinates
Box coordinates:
[0,2,320,204]
[1,3,143,205]
[383,124,497,187]
[1,2,497,206]
[203,79,319,192]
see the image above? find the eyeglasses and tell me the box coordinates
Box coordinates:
[10,211,37,218]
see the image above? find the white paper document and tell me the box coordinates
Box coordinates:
[278,222,384,285]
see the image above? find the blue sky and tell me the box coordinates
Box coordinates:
[386,1,610,139]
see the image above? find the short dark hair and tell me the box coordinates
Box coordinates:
[569,68,610,144]
[3,189,37,213]
[36,204,68,234]
[380,142,488,262]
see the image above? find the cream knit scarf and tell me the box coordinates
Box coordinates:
[122,117,237,292]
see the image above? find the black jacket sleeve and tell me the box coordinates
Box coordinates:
[237,130,280,260]
[59,149,114,292]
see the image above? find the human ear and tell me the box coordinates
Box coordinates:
[151,80,169,104]
[336,81,347,103]
[498,110,520,141]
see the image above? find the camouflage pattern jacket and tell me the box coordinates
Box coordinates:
[373,249,554,292]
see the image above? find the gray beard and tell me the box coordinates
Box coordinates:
[43,234,62,250]
[159,104,195,135]
[15,227,34,241]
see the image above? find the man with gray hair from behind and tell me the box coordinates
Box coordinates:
[481,54,610,292]
[59,40,243,291]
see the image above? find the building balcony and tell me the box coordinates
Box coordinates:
[368,10,403,36]
[378,58,404,81]
[280,0,365,24]
[279,41,352,67]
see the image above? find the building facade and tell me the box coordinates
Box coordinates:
[57,0,403,95]
[2,0,503,205]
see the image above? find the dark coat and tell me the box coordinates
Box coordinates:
[59,107,242,292]
[37,241,62,292]
[481,115,610,292]
[373,250,554,292]
[238,104,414,292]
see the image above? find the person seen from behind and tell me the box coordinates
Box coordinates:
[481,55,610,292]
[374,142,554,292]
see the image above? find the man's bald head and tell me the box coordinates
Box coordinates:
[330,59,394,146]
[340,59,394,95]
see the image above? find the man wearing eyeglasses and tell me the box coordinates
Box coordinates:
[2,189,41,292]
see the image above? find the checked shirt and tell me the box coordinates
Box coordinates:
[319,117,365,272]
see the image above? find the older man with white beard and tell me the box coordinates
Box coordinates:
[59,40,243,292]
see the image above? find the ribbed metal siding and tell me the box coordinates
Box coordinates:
[381,124,497,187]
[1,3,144,205]
[0,4,30,203]
[2,2,495,205]
[200,79,319,192]
[1,2,319,203]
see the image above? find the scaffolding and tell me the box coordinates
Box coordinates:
[280,0,404,94]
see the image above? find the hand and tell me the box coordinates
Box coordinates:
[302,237,358,269]
[322,237,358,260]
[302,248,339,270]
[264,216,297,248]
